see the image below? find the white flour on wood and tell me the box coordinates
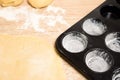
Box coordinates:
[0,5,69,33]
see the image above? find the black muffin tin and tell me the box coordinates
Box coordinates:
[55,0,120,80]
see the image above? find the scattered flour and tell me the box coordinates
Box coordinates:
[82,18,106,36]
[105,32,120,53]
[85,49,112,73]
[112,68,120,80]
[46,5,66,14]
[0,5,69,33]
[0,7,21,21]
[62,32,88,53]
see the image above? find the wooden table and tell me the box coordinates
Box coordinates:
[0,0,105,80]
[52,0,105,80]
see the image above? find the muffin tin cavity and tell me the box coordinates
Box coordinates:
[55,0,120,80]
[85,48,113,73]
[82,18,107,36]
[112,68,120,80]
[100,5,120,19]
[105,32,120,53]
[62,31,88,53]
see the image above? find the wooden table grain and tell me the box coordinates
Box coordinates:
[0,0,105,80]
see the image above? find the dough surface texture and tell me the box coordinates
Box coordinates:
[0,0,23,7]
[28,0,54,8]
[0,34,66,80]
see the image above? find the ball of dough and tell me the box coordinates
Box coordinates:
[28,0,54,8]
[0,0,23,7]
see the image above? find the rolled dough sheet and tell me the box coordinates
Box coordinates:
[0,34,66,80]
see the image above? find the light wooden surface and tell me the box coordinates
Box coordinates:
[51,0,105,80]
[0,0,105,80]
[53,0,105,26]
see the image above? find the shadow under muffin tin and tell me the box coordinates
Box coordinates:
[55,0,120,80]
